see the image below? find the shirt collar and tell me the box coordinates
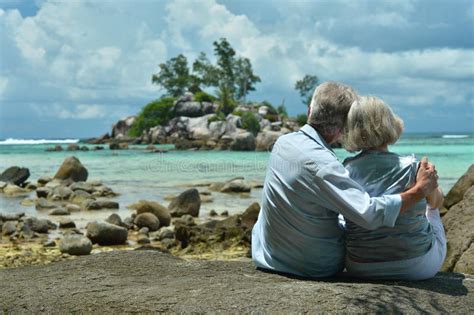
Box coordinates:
[299,124,335,154]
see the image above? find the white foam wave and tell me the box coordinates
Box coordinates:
[0,138,80,145]
[442,135,469,139]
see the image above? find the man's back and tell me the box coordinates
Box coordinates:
[252,125,345,277]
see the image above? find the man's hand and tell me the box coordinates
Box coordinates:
[415,156,439,197]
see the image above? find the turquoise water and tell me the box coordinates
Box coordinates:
[0,133,472,225]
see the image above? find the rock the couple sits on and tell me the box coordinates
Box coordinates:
[252,81,442,280]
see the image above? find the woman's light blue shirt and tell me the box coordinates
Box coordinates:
[251,125,402,278]
[343,151,433,262]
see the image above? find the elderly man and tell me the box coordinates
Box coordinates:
[251,81,438,278]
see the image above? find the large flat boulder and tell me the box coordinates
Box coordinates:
[0,251,472,313]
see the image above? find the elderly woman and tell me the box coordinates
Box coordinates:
[342,96,446,280]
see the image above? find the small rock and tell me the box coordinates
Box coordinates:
[23,217,49,233]
[3,184,29,196]
[174,214,195,226]
[2,221,17,236]
[52,186,74,200]
[48,208,70,216]
[168,189,201,217]
[209,209,218,217]
[36,187,51,198]
[86,221,128,245]
[37,176,52,187]
[0,181,7,191]
[220,179,251,193]
[43,240,56,247]
[20,198,35,206]
[59,235,92,255]
[59,218,76,229]
[158,228,175,240]
[139,227,150,235]
[241,202,260,229]
[85,200,119,210]
[105,213,125,227]
[69,182,94,193]
[134,213,160,232]
[130,200,171,227]
[221,210,229,217]
[70,190,93,204]
[123,217,134,229]
[137,234,151,244]
[66,204,81,212]
[35,198,57,210]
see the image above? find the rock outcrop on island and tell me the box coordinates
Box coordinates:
[88,92,301,151]
[441,165,474,274]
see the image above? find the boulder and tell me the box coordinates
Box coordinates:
[241,202,260,229]
[187,115,214,140]
[134,213,160,232]
[69,182,94,193]
[48,208,70,216]
[54,157,88,182]
[148,126,167,144]
[0,166,30,185]
[220,179,251,193]
[111,116,136,138]
[66,204,81,212]
[442,186,474,273]
[51,186,74,200]
[158,227,175,240]
[0,181,6,191]
[131,200,171,227]
[2,221,16,236]
[59,218,76,229]
[168,189,201,217]
[86,221,128,245]
[230,130,256,151]
[85,200,119,210]
[70,190,93,204]
[444,164,474,209]
[59,235,92,255]
[175,101,204,117]
[23,217,49,233]
[255,130,283,151]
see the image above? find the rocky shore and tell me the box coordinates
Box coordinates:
[0,157,261,268]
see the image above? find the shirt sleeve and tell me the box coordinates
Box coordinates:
[313,160,402,230]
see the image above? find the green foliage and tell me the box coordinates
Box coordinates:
[296,113,308,126]
[217,85,236,115]
[208,111,226,124]
[241,111,260,136]
[295,74,319,106]
[277,104,288,118]
[128,97,176,137]
[232,109,244,117]
[259,101,277,114]
[152,54,201,97]
[194,91,216,103]
[234,57,261,102]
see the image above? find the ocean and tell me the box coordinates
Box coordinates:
[0,133,473,228]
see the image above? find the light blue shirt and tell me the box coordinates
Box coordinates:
[251,125,402,278]
[343,151,433,262]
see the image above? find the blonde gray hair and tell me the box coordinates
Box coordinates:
[308,81,358,133]
[343,96,404,152]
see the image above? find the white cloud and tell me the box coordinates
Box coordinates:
[0,0,473,136]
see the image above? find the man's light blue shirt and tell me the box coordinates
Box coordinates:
[251,125,402,278]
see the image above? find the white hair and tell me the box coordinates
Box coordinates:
[308,81,358,133]
[343,96,404,152]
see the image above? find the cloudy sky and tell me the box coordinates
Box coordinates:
[0,0,473,139]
